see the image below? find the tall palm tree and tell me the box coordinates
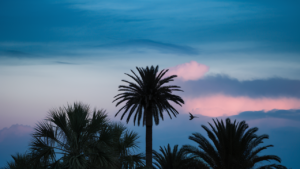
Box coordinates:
[153,144,209,169]
[29,102,117,169]
[113,65,184,168]
[183,118,287,169]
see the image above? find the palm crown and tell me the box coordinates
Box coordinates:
[112,123,145,169]
[29,103,116,169]
[113,65,184,168]
[113,65,184,125]
[183,118,286,169]
[153,144,192,169]
[27,102,144,169]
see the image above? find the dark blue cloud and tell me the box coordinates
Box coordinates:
[54,61,76,65]
[178,75,300,98]
[0,0,299,54]
[0,39,198,62]
[0,0,93,42]
[0,50,31,58]
[231,109,300,121]
[97,39,199,55]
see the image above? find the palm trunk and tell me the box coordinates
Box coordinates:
[145,106,153,169]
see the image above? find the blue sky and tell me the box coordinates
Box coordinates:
[0,0,300,168]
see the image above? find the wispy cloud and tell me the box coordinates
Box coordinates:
[97,39,199,55]
[232,109,300,121]
[183,94,300,117]
[1,0,299,53]
[0,50,31,58]
[54,61,76,65]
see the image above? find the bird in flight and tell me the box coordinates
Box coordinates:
[189,112,198,120]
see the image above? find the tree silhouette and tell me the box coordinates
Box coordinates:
[112,123,145,169]
[183,118,287,169]
[29,102,116,169]
[1,152,44,169]
[114,65,184,168]
[153,144,209,169]
[2,103,145,169]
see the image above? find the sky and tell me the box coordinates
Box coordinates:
[0,0,300,168]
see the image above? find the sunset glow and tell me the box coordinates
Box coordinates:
[184,95,300,117]
[166,61,209,81]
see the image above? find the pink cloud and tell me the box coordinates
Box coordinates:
[183,94,300,117]
[166,61,209,81]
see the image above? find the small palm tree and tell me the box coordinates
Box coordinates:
[112,123,145,169]
[30,102,117,169]
[153,144,208,169]
[113,65,184,168]
[1,152,41,169]
[183,118,287,169]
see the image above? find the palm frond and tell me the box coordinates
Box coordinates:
[256,164,287,169]
[184,118,285,169]
[114,65,184,126]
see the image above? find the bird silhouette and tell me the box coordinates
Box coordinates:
[189,112,198,120]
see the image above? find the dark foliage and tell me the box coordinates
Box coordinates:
[113,65,184,126]
[2,102,144,169]
[183,118,287,169]
[153,144,209,169]
[113,65,184,168]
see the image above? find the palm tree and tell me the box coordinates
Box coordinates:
[153,144,209,169]
[183,118,287,169]
[1,152,41,169]
[111,123,145,169]
[152,144,187,169]
[113,65,184,168]
[29,102,117,169]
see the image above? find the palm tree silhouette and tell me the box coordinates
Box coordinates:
[29,102,119,169]
[112,123,145,169]
[153,144,209,169]
[153,144,188,169]
[3,103,145,169]
[114,65,184,168]
[183,118,287,169]
[1,152,44,169]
